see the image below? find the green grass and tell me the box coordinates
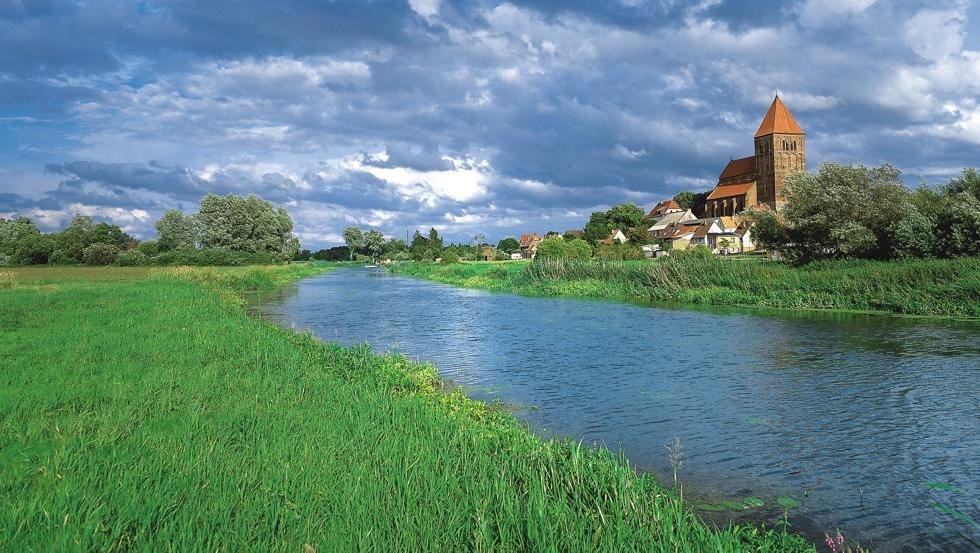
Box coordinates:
[0,265,814,551]
[389,256,980,318]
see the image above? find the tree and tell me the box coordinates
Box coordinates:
[583,211,612,244]
[885,203,935,259]
[934,192,980,257]
[155,209,197,252]
[778,163,908,262]
[744,209,786,253]
[673,191,710,216]
[535,236,568,258]
[363,229,386,262]
[54,215,95,262]
[82,243,119,265]
[341,226,364,261]
[90,222,128,248]
[628,226,652,245]
[440,246,460,264]
[945,167,980,202]
[409,230,430,260]
[12,233,54,265]
[426,228,444,259]
[606,203,645,231]
[497,237,521,253]
[0,217,41,262]
[197,194,299,260]
[566,238,592,259]
[382,238,408,259]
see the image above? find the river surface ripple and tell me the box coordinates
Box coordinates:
[255,268,980,552]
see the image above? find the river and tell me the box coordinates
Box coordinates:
[254,267,979,552]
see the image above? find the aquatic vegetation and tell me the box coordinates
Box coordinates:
[388,256,980,317]
[0,265,816,551]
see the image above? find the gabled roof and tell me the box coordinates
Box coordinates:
[707,182,755,200]
[648,209,696,230]
[754,95,804,137]
[719,156,756,181]
[645,199,682,219]
[519,233,542,247]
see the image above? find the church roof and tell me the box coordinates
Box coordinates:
[707,182,754,200]
[755,95,804,137]
[719,156,756,180]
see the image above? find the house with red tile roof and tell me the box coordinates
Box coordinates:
[644,199,684,219]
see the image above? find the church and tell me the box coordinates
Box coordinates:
[704,96,806,217]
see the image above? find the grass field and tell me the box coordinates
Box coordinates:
[0,263,815,551]
[388,256,980,318]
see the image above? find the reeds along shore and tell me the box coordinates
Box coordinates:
[0,264,815,551]
[389,256,980,318]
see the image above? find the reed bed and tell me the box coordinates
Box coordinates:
[0,265,813,551]
[390,256,980,317]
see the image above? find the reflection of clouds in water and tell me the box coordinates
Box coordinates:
[258,268,980,552]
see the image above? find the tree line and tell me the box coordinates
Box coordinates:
[0,193,300,266]
[749,165,980,263]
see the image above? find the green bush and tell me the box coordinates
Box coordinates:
[440,247,460,264]
[115,249,148,266]
[147,248,277,266]
[566,239,593,259]
[82,243,119,265]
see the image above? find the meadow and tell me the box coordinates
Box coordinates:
[388,256,980,318]
[0,263,816,551]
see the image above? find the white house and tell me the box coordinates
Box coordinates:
[648,209,696,232]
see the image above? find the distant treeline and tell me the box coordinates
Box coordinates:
[749,165,980,263]
[0,193,300,266]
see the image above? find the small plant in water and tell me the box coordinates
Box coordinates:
[666,435,684,488]
[823,528,867,553]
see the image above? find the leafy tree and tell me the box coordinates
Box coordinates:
[440,246,460,264]
[54,215,95,262]
[342,226,364,261]
[82,243,119,265]
[156,209,198,252]
[426,228,444,260]
[497,237,521,253]
[136,239,161,257]
[90,222,128,248]
[12,233,54,265]
[744,209,786,253]
[363,229,386,262]
[566,238,592,259]
[885,203,935,259]
[934,192,980,257]
[673,191,696,210]
[535,236,568,258]
[0,217,40,257]
[583,211,612,244]
[778,163,908,262]
[945,167,980,201]
[382,238,408,259]
[628,226,652,245]
[197,194,298,260]
[409,230,430,260]
[313,246,349,261]
[606,203,645,231]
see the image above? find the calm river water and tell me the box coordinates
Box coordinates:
[255,268,979,552]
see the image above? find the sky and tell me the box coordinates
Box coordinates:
[1,0,979,248]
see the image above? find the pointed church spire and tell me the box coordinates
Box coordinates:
[754,95,803,137]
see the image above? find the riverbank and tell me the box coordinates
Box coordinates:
[387,256,980,318]
[0,264,815,550]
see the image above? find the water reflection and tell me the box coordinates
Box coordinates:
[254,268,980,552]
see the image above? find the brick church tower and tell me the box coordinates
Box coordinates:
[753,95,805,211]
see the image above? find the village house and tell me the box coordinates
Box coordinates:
[704,95,806,217]
[645,199,684,219]
[647,209,696,232]
[519,233,542,259]
[598,228,628,246]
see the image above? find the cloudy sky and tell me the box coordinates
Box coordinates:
[1,0,978,247]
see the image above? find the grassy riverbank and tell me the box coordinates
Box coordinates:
[0,264,814,550]
[388,256,980,318]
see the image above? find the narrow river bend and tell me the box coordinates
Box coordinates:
[255,268,979,552]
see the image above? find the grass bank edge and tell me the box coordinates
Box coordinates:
[387,257,980,319]
[0,265,817,551]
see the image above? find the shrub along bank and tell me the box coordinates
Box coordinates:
[388,255,980,318]
[0,265,814,551]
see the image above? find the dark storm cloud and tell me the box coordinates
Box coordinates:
[1,0,978,247]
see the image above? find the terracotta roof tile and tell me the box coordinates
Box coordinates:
[707,182,755,201]
[754,96,804,137]
[645,199,681,218]
[718,156,756,181]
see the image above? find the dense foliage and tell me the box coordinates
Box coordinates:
[0,193,300,266]
[752,164,980,263]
